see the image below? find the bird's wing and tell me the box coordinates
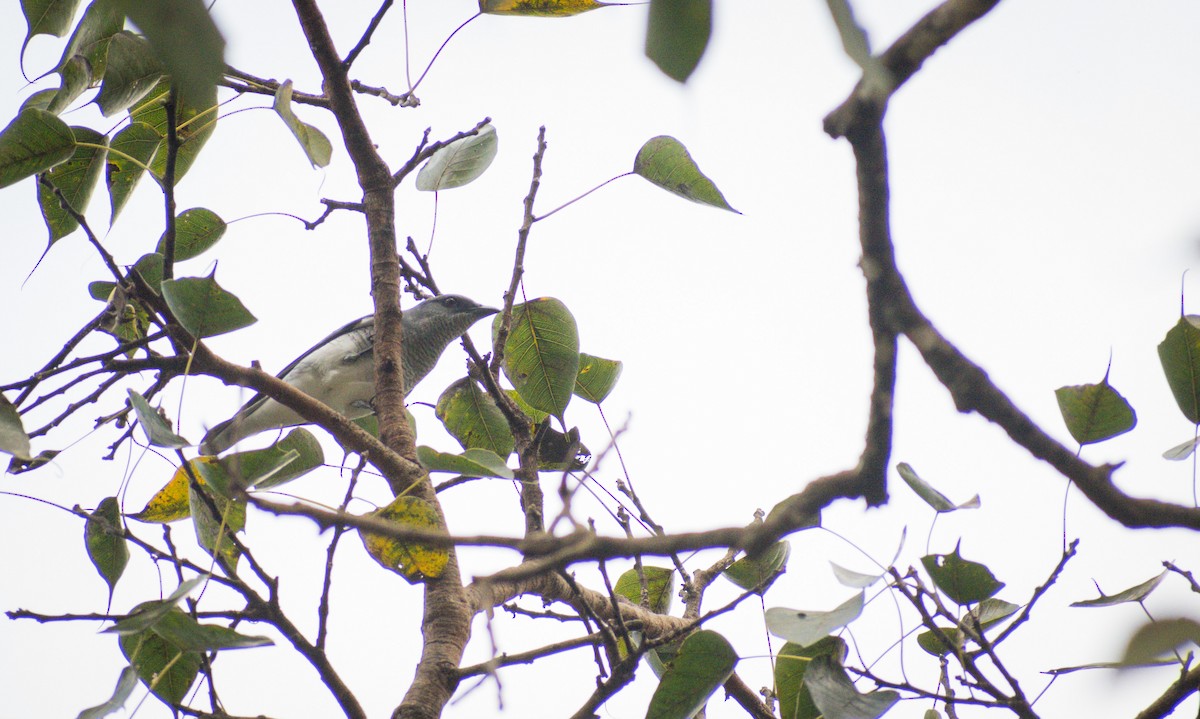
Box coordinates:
[199,315,373,453]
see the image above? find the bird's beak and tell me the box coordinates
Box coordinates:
[477,306,500,319]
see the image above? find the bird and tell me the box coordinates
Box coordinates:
[199,294,498,455]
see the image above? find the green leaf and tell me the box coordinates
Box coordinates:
[506,388,549,424]
[1072,571,1166,608]
[436,377,515,457]
[416,446,514,479]
[0,394,33,461]
[1164,436,1200,461]
[805,655,898,719]
[916,626,964,657]
[645,0,711,83]
[84,496,128,606]
[37,125,107,243]
[494,298,580,420]
[360,495,449,583]
[1055,379,1137,445]
[21,88,59,113]
[614,566,674,614]
[574,352,622,404]
[144,609,271,652]
[107,121,161,221]
[916,599,1018,657]
[46,54,93,114]
[633,136,738,212]
[21,0,82,45]
[645,630,737,719]
[160,272,257,338]
[219,428,324,490]
[775,637,847,719]
[895,462,980,512]
[127,389,188,448]
[123,0,225,106]
[117,620,201,705]
[0,109,75,189]
[920,543,1005,606]
[416,123,498,191]
[272,80,332,168]
[155,207,225,261]
[722,540,790,593]
[55,0,125,83]
[1121,618,1200,665]
[766,592,864,647]
[130,78,217,181]
[1159,315,1200,424]
[189,481,244,573]
[105,576,206,634]
[76,665,138,719]
[95,31,165,117]
[478,0,606,16]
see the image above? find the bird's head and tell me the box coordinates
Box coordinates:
[404,294,499,342]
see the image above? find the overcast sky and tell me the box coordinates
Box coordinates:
[3,2,1200,718]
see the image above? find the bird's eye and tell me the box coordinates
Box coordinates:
[444,296,458,307]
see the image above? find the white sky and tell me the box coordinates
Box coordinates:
[3,1,1200,718]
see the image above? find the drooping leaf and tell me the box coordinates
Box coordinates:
[130,78,218,181]
[107,121,161,221]
[105,576,206,634]
[479,0,606,16]
[1120,618,1200,665]
[614,566,674,614]
[1158,315,1200,424]
[1163,436,1200,461]
[574,352,622,404]
[895,462,980,512]
[775,637,847,719]
[55,0,124,82]
[0,109,75,189]
[95,31,165,117]
[46,54,93,114]
[160,272,257,338]
[765,593,864,647]
[920,543,1004,606]
[360,495,449,583]
[143,609,271,652]
[189,480,244,572]
[830,562,883,589]
[436,377,515,457]
[916,626,964,657]
[917,598,1018,656]
[1055,379,1137,445]
[415,445,514,479]
[84,496,128,605]
[416,123,498,191]
[37,125,107,243]
[1072,571,1166,608]
[123,0,225,105]
[0,394,33,461]
[645,630,737,719]
[645,0,711,83]
[494,298,580,419]
[633,136,738,212]
[21,0,82,48]
[21,88,59,113]
[118,620,201,705]
[272,80,332,168]
[805,655,899,719]
[129,458,215,522]
[723,540,790,593]
[155,207,225,261]
[127,389,189,448]
[219,428,324,490]
[76,665,139,719]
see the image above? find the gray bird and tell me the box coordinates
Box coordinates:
[200,294,498,455]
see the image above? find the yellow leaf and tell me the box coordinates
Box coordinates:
[130,458,217,523]
[359,496,449,583]
[479,0,607,17]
